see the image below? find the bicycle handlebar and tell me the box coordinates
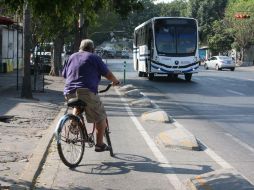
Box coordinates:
[98,82,120,93]
[99,83,112,93]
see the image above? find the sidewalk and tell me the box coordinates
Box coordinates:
[236,65,254,71]
[0,70,22,92]
[0,71,65,189]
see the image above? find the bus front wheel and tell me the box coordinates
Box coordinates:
[148,73,154,81]
[185,73,192,82]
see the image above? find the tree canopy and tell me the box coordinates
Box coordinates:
[207,20,234,55]
[187,0,228,44]
[225,0,254,50]
[2,0,254,65]
[1,0,143,98]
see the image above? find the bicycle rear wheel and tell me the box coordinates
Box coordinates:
[57,114,85,168]
[105,119,114,156]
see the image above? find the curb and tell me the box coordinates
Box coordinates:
[13,108,66,190]
[158,127,199,150]
[119,84,199,150]
[124,89,143,97]
[130,97,152,107]
[118,84,135,92]
[141,109,170,123]
[186,168,254,190]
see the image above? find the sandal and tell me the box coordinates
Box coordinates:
[95,143,109,152]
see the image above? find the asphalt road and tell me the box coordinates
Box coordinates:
[34,59,254,189]
[120,61,254,185]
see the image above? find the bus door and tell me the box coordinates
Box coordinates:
[147,26,153,74]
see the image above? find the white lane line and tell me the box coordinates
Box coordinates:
[199,140,233,169]
[207,77,216,81]
[115,89,186,190]
[226,89,245,96]
[225,133,254,153]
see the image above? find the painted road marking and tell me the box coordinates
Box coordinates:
[225,133,254,153]
[198,139,233,169]
[115,89,186,190]
[226,89,245,96]
[115,86,254,189]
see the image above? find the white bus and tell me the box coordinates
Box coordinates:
[133,17,199,81]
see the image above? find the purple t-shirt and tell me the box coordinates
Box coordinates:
[62,51,109,95]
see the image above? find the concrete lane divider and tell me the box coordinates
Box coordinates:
[124,89,143,98]
[186,168,254,190]
[141,109,170,123]
[14,108,66,190]
[119,84,135,92]
[158,127,199,150]
[120,84,199,151]
[157,114,200,150]
[130,97,153,107]
[141,108,199,150]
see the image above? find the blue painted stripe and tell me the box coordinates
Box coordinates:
[151,60,199,69]
[151,64,198,73]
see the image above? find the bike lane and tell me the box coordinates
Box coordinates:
[34,61,254,190]
[34,79,232,190]
[34,83,177,190]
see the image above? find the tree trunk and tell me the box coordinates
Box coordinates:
[73,20,80,52]
[240,47,245,65]
[73,15,88,52]
[21,1,33,99]
[49,36,64,76]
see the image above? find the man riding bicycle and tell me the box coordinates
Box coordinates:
[62,39,120,152]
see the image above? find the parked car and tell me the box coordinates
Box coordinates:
[30,52,52,74]
[102,47,116,58]
[204,56,235,71]
[94,48,104,57]
[121,50,129,59]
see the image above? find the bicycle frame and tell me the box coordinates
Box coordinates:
[55,83,115,167]
[55,82,114,144]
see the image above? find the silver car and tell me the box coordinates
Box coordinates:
[204,56,235,71]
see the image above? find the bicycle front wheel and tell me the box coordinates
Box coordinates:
[57,114,85,168]
[105,126,114,157]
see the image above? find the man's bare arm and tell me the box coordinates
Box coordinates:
[105,71,120,86]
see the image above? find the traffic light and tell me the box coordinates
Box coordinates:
[235,13,251,19]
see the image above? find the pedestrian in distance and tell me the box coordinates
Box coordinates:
[62,39,120,152]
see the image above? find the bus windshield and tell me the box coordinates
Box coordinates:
[154,19,197,56]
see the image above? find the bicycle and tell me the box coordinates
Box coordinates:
[55,83,114,168]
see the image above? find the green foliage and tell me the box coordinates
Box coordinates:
[207,20,234,54]
[225,0,254,49]
[88,0,159,45]
[112,0,143,18]
[122,0,160,36]
[158,0,188,17]
[88,9,121,45]
[2,0,141,44]
[187,0,228,44]
[1,0,23,13]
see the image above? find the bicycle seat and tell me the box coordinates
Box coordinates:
[67,98,87,107]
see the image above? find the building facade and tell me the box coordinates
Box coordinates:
[0,16,23,73]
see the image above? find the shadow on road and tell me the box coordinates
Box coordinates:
[70,153,213,176]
